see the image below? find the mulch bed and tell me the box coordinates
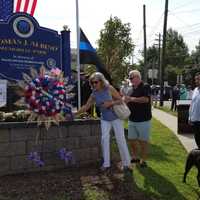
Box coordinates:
[0,165,151,200]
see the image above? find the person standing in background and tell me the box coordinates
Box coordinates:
[187,85,193,100]
[151,85,160,107]
[171,85,180,111]
[120,79,130,96]
[179,84,187,100]
[189,72,200,148]
[124,70,152,168]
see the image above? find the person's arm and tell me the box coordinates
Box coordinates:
[76,95,95,115]
[124,96,149,103]
[102,85,123,108]
[124,84,151,103]
[110,85,123,103]
[188,103,193,125]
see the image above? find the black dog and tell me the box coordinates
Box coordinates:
[183,148,200,186]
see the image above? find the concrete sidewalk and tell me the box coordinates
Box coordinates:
[152,108,197,152]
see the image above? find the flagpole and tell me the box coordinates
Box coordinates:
[75,0,81,109]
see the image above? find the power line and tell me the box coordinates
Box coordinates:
[182,29,200,36]
[175,23,200,31]
[133,28,143,47]
[170,8,200,14]
[168,12,190,26]
[170,0,198,11]
[147,13,164,42]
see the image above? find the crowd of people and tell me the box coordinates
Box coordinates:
[171,84,193,111]
[148,83,194,111]
[74,69,200,173]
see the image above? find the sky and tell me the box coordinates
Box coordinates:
[34,0,200,62]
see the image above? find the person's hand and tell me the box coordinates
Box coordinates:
[188,120,193,126]
[102,100,113,108]
[73,111,79,117]
[123,96,132,103]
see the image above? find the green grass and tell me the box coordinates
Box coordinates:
[85,118,199,200]
[55,119,199,200]
[132,118,199,200]
[83,184,109,200]
[156,105,178,116]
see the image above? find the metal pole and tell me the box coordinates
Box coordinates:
[75,0,81,109]
[160,0,168,107]
[143,4,147,82]
[152,59,155,85]
[158,33,161,85]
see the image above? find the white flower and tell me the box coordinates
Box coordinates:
[31,96,35,100]
[42,106,46,110]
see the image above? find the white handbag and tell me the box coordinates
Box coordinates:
[113,102,131,120]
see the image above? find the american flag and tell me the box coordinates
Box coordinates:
[14,0,37,16]
[0,0,37,21]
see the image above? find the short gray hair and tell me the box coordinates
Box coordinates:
[89,72,109,88]
[129,70,141,79]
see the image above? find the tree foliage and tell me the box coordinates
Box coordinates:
[165,28,189,67]
[191,40,200,64]
[145,28,190,86]
[183,40,200,87]
[97,16,134,86]
[165,28,189,85]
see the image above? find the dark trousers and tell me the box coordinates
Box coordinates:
[171,98,177,111]
[193,122,200,148]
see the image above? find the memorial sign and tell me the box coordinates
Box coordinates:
[0,13,62,80]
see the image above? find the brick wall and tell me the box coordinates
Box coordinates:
[0,120,101,176]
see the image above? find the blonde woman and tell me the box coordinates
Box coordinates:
[76,72,131,172]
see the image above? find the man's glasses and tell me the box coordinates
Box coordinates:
[129,76,138,80]
[91,81,99,85]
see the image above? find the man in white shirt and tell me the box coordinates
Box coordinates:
[189,72,200,148]
[120,79,130,96]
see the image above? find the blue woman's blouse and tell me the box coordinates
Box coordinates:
[92,87,118,121]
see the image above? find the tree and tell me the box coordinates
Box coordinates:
[183,40,200,87]
[97,16,134,86]
[145,29,190,86]
[165,28,189,85]
[146,46,160,84]
[191,40,200,64]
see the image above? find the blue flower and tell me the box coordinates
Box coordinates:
[28,152,45,167]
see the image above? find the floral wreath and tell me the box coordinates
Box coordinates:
[16,66,75,129]
[16,66,76,167]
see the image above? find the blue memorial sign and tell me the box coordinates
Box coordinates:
[0,13,62,81]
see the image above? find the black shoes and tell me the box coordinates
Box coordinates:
[140,161,147,168]
[131,158,148,168]
[131,158,140,163]
[123,166,133,174]
[99,166,111,174]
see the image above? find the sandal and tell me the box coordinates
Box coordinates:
[99,166,111,173]
[140,161,147,168]
[123,166,133,173]
[131,158,140,163]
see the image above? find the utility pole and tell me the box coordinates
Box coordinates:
[143,4,147,82]
[152,59,155,85]
[158,33,161,85]
[154,33,161,85]
[160,0,168,107]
